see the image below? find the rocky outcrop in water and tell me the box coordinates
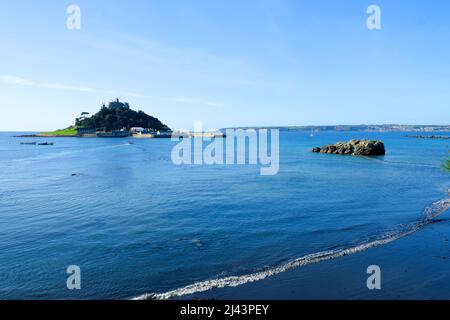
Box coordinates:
[312,139,385,156]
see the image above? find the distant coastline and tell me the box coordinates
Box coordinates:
[405,134,450,140]
[223,124,450,132]
[9,124,450,138]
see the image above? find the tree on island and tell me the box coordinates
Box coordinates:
[444,159,450,172]
[75,99,170,132]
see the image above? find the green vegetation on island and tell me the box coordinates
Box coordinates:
[34,99,171,137]
[41,126,78,136]
[75,99,170,132]
[444,159,450,172]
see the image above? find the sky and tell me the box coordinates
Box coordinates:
[0,0,449,131]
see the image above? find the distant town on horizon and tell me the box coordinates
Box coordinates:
[224,124,450,132]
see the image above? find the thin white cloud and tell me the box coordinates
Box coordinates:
[0,74,225,108]
[0,75,143,97]
[171,96,223,108]
[81,34,267,88]
[0,75,33,85]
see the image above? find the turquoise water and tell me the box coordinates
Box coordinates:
[0,131,449,299]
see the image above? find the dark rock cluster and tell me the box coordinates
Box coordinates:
[312,139,385,156]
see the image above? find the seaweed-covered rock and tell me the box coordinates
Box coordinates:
[312,139,385,156]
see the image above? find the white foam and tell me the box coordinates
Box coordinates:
[133,197,450,300]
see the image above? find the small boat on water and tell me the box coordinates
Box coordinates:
[310,129,314,137]
[20,142,37,145]
[38,142,54,146]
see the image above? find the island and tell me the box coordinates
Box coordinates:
[312,139,386,156]
[18,99,173,138]
[15,99,226,139]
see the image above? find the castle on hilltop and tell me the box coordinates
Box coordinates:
[102,98,130,110]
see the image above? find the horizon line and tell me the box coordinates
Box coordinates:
[3,123,450,133]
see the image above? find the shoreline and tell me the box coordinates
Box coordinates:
[135,196,450,300]
[13,134,78,138]
[177,217,450,300]
[13,132,227,139]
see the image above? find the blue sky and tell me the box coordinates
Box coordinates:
[0,0,449,131]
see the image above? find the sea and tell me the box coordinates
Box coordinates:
[0,131,449,299]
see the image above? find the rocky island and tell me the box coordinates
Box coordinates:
[312,139,385,156]
[15,99,226,139]
[16,99,172,138]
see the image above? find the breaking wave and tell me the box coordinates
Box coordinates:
[133,197,450,300]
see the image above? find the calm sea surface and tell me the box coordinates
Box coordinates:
[0,131,449,299]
